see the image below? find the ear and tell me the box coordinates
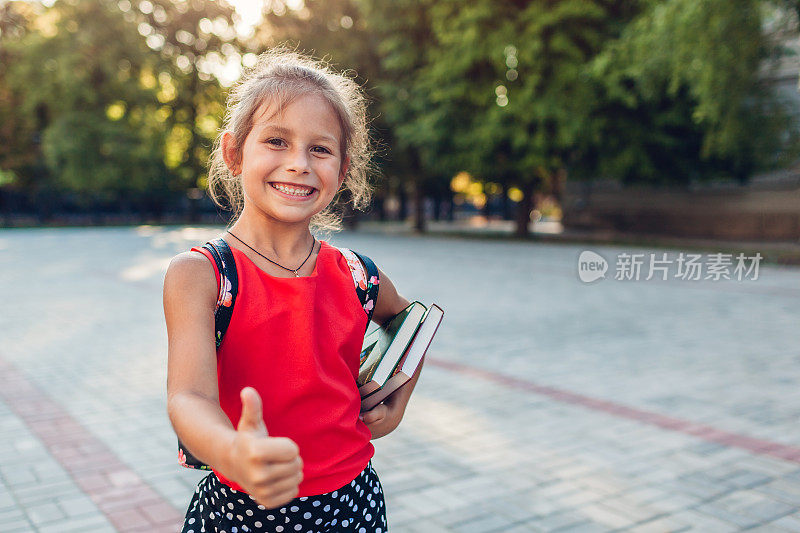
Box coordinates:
[221,131,242,176]
[338,155,350,188]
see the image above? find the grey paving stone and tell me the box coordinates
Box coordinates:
[720,469,774,490]
[757,480,800,507]
[661,509,741,532]
[25,501,67,525]
[391,520,454,533]
[533,510,590,531]
[740,499,798,522]
[0,465,37,487]
[480,495,546,523]
[3,521,37,533]
[0,490,15,511]
[780,469,800,483]
[637,493,699,514]
[0,506,27,525]
[11,479,83,505]
[575,502,637,529]
[658,477,731,501]
[770,514,800,531]
[450,512,517,533]
[689,501,762,529]
[624,515,692,532]
[2,227,800,531]
[551,521,613,533]
[56,494,100,518]
[36,514,115,533]
[684,442,728,456]
[502,525,545,533]
[437,506,500,528]
[746,526,797,533]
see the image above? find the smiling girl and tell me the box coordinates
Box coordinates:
[163,49,418,532]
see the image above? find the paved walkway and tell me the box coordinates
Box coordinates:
[1,226,799,532]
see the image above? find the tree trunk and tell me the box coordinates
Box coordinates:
[188,195,200,223]
[480,192,490,217]
[552,168,566,206]
[501,183,513,220]
[432,189,442,220]
[343,189,358,230]
[0,187,6,227]
[446,188,455,221]
[375,194,386,221]
[397,185,408,222]
[514,181,536,238]
[413,182,426,233]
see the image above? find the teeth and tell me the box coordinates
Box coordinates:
[272,183,313,196]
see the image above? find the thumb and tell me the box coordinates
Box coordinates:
[237,387,268,436]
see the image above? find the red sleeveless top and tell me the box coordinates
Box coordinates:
[190,239,374,497]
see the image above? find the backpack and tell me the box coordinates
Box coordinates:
[178,237,380,470]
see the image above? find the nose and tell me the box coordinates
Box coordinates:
[286,148,310,174]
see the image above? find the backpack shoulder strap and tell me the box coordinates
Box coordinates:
[203,237,238,349]
[337,247,380,327]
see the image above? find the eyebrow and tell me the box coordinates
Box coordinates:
[259,124,339,146]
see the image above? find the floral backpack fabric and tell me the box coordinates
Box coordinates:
[178,237,380,470]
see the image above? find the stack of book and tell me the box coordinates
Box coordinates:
[358,301,444,411]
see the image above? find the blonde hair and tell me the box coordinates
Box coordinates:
[207,47,373,232]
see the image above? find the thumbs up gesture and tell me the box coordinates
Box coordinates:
[226,387,303,509]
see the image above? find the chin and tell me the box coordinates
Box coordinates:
[266,208,318,225]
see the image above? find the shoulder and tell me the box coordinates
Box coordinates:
[166,250,217,280]
[163,250,218,311]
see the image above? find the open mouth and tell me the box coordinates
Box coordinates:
[269,182,317,198]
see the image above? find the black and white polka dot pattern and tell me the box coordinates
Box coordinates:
[181,461,387,532]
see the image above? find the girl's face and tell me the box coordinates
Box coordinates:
[226,92,347,226]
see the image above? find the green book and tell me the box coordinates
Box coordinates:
[357,301,427,395]
[360,304,444,411]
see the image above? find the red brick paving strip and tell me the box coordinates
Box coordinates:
[0,357,183,532]
[428,358,800,464]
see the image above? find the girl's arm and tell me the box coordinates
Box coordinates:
[360,267,422,439]
[164,252,302,507]
[165,252,235,467]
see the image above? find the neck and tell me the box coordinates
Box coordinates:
[228,207,316,260]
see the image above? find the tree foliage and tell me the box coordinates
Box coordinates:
[583,0,799,183]
[0,0,797,226]
[130,0,239,190]
[399,0,644,234]
[2,0,167,206]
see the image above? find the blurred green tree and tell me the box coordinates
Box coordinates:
[359,0,458,231]
[131,0,238,198]
[410,0,643,236]
[578,0,800,185]
[0,1,38,177]
[0,1,40,217]
[1,0,168,216]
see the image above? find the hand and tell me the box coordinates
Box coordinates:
[225,387,303,509]
[359,393,403,440]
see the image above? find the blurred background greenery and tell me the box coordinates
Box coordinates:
[2,0,800,238]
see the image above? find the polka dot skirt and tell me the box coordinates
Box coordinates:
[181,461,388,533]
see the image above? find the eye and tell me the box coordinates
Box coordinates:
[311,145,332,155]
[266,138,286,147]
